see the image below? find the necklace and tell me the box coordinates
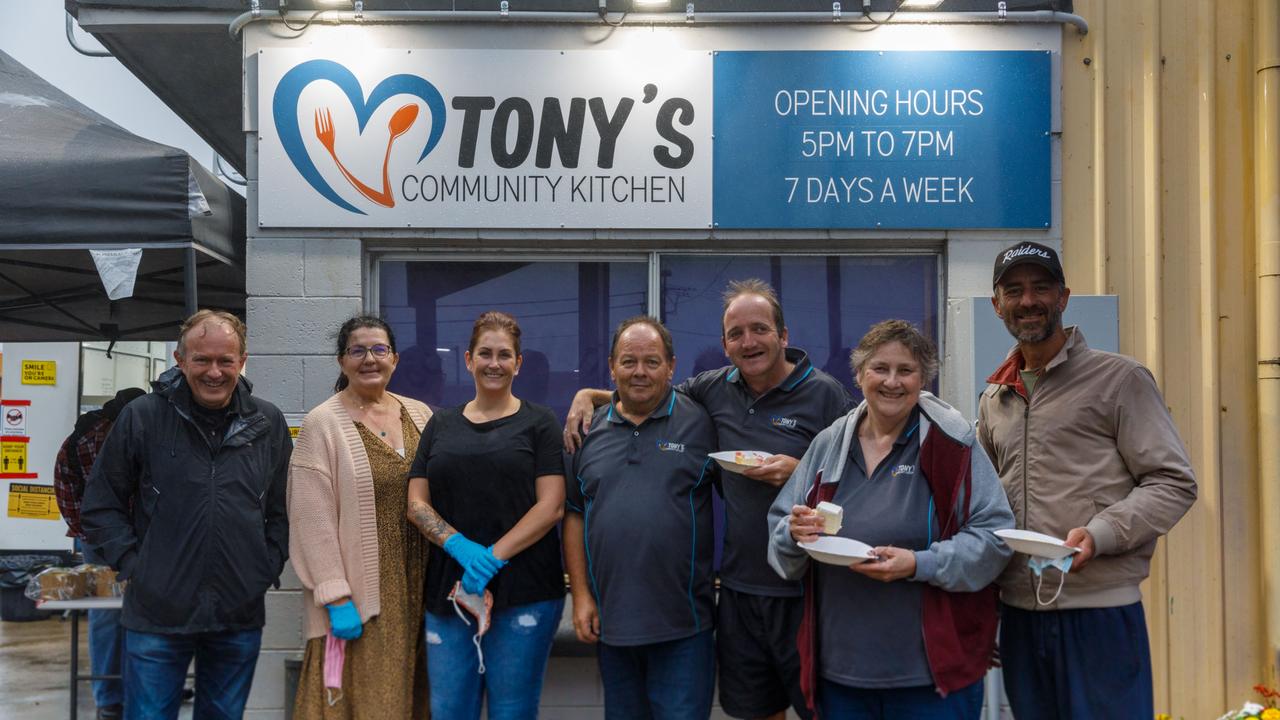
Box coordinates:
[347,392,393,437]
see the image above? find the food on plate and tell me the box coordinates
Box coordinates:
[733,451,766,467]
[815,501,843,535]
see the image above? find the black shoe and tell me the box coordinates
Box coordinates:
[95,704,122,720]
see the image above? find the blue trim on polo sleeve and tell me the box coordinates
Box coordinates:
[583,498,601,603]
[687,457,712,633]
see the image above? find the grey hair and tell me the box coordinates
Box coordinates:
[849,319,939,385]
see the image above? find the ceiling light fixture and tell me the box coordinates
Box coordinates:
[899,0,945,9]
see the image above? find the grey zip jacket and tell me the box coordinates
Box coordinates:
[768,392,1013,592]
[978,328,1197,610]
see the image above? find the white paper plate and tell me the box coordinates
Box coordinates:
[995,529,1081,560]
[709,450,770,474]
[800,536,876,566]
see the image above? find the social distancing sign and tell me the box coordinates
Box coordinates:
[7,483,59,521]
[0,436,34,479]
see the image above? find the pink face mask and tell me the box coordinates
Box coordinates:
[324,633,346,706]
[448,581,493,674]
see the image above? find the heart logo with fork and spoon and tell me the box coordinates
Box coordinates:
[272,59,448,215]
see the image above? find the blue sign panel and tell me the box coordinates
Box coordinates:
[712,51,1051,229]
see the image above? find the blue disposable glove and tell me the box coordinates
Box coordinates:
[443,533,505,578]
[326,600,363,640]
[461,545,507,595]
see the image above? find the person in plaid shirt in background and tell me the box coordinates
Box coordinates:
[54,387,145,720]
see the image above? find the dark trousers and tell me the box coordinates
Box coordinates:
[1000,601,1153,720]
[598,629,715,720]
[818,678,983,719]
[124,628,261,720]
[78,540,125,709]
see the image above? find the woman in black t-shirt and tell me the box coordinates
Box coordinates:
[406,311,566,720]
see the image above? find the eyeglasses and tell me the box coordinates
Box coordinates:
[345,344,392,360]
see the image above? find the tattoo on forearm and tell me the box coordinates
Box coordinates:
[408,500,455,546]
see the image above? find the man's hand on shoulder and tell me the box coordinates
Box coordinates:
[1064,527,1096,570]
[741,454,799,487]
[563,388,609,453]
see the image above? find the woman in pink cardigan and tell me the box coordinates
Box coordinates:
[288,315,433,719]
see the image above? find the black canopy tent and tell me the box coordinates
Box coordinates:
[0,49,245,343]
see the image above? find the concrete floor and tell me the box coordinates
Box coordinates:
[0,613,99,720]
[0,614,196,720]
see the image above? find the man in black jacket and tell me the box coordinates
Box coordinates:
[54,386,145,720]
[83,310,292,720]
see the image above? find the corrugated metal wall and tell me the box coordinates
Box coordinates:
[1061,1,1265,716]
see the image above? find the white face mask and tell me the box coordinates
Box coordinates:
[448,581,493,673]
[1028,555,1074,606]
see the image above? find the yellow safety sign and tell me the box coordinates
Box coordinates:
[0,437,31,477]
[289,426,300,439]
[20,360,57,385]
[7,483,59,521]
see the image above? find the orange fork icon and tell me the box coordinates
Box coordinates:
[314,103,420,208]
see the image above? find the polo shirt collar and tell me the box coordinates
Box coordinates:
[606,387,678,425]
[850,406,921,462]
[724,347,814,393]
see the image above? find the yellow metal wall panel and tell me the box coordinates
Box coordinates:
[1062,0,1265,714]
[1216,0,1266,705]
[1254,0,1280,690]
[1061,1,1104,294]
[1159,1,1227,716]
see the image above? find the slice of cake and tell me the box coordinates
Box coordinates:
[815,501,843,535]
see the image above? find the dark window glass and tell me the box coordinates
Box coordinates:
[378,260,648,420]
[660,254,940,401]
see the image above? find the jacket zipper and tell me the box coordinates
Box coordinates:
[1021,400,1029,531]
[173,402,221,619]
[1021,394,1033,603]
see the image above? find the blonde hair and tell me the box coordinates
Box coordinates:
[177,309,247,357]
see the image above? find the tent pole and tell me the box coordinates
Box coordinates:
[184,246,198,317]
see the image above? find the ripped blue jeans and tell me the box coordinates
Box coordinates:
[425,596,564,720]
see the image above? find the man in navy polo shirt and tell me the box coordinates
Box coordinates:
[564,316,717,719]
[566,280,853,720]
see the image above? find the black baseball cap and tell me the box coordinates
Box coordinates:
[992,241,1065,288]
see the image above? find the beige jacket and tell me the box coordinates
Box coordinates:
[977,328,1197,610]
[287,392,431,640]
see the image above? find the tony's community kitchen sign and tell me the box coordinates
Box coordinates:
[257,49,1049,230]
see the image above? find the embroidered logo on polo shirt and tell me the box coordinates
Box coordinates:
[656,441,686,453]
[891,464,916,478]
[770,415,798,429]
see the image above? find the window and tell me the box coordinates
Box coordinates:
[377,254,939,412]
[660,254,940,399]
[378,259,649,419]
